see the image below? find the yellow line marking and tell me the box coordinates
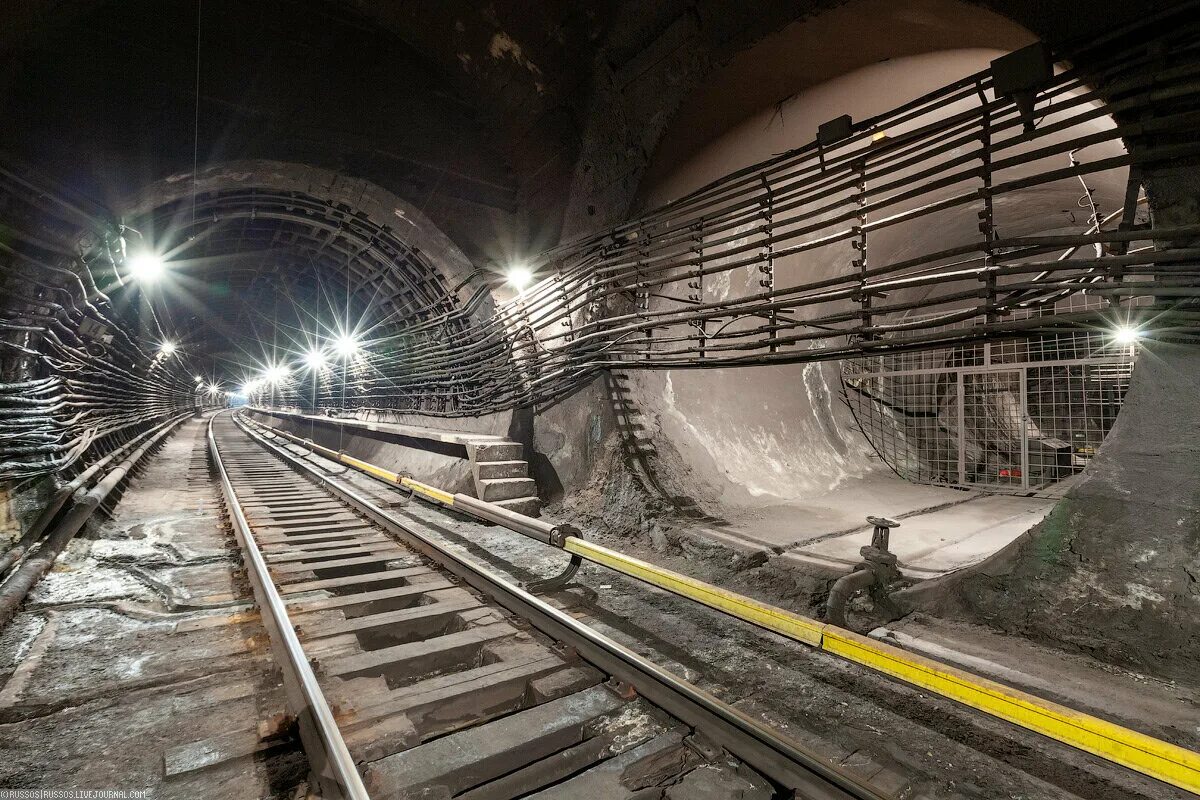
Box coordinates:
[821,628,1200,794]
[565,537,1200,793]
[564,537,825,646]
[342,453,400,483]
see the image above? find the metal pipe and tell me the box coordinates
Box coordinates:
[0,415,184,628]
[824,569,878,629]
[0,413,188,578]
[451,494,561,545]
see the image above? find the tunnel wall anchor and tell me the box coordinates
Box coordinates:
[825,516,905,629]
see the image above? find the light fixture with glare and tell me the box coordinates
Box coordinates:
[194,375,203,382]
[262,364,291,384]
[1113,326,1143,345]
[506,264,533,292]
[303,348,327,370]
[159,341,176,356]
[333,334,361,359]
[128,251,166,282]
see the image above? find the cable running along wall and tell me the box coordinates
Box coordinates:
[0,169,201,482]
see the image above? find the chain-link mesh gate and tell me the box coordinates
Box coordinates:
[843,331,1135,495]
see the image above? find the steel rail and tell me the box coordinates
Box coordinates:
[239,411,1200,795]
[206,412,369,800]
[229,409,887,800]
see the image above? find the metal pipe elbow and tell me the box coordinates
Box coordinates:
[825,568,878,628]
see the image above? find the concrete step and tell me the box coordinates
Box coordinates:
[471,442,524,462]
[474,459,528,480]
[478,477,537,502]
[493,496,541,518]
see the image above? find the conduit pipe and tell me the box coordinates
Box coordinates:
[0,415,184,627]
[824,570,877,629]
[0,413,189,578]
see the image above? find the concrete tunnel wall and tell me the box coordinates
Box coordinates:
[245,407,518,496]
[899,341,1200,682]
[207,2,1133,532]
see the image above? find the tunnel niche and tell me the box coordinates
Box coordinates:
[624,0,1137,516]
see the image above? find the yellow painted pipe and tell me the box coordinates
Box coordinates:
[247,417,454,506]
[564,536,826,647]
[822,628,1200,794]
[248,417,406,485]
[566,537,1200,793]
[399,477,455,506]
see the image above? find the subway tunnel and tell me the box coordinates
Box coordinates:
[1,2,1199,798]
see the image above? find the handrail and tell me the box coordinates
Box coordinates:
[0,413,188,627]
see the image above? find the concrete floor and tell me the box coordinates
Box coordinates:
[690,474,1056,579]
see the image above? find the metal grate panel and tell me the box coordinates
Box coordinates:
[843,320,1135,495]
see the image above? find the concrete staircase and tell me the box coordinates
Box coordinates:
[467,441,540,517]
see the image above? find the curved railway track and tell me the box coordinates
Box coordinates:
[208,410,886,800]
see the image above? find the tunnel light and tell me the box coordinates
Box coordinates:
[1113,325,1143,345]
[158,341,176,356]
[128,251,166,282]
[303,348,327,370]
[194,375,203,382]
[333,334,361,359]
[506,264,533,292]
[262,364,290,384]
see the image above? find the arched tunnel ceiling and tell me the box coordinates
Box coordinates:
[116,161,486,374]
[0,0,1163,380]
[0,0,620,265]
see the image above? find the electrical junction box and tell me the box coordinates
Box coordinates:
[817,114,853,146]
[991,42,1053,98]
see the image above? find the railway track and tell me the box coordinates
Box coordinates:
[207,410,885,800]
